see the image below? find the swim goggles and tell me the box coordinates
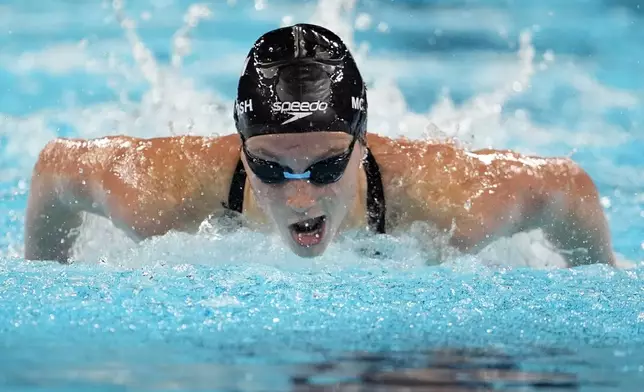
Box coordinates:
[242,137,357,185]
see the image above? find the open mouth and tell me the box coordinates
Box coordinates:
[289,215,327,247]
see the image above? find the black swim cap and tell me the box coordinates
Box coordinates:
[234,24,367,141]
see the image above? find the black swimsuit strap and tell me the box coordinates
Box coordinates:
[225,149,386,233]
[223,158,246,213]
[363,148,386,234]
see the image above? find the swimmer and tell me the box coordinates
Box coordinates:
[24,24,616,266]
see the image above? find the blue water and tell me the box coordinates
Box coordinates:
[1,0,644,390]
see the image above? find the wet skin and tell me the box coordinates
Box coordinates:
[24,131,616,266]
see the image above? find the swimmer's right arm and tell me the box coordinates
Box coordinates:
[24,134,242,262]
[24,139,100,262]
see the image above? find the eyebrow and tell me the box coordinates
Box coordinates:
[249,144,350,162]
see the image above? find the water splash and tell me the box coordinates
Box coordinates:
[171,4,213,69]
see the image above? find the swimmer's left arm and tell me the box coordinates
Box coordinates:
[446,156,616,267]
[533,164,616,267]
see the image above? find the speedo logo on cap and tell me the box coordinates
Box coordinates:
[271,101,329,125]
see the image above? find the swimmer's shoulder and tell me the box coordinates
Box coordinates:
[108,133,242,199]
[40,133,241,169]
[465,147,584,180]
[365,134,469,225]
[366,133,580,181]
[37,133,243,213]
[366,133,461,159]
[365,133,466,185]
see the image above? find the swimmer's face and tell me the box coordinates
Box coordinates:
[241,132,364,257]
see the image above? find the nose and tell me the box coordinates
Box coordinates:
[284,180,317,213]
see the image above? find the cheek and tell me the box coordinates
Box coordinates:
[324,164,360,204]
[248,177,282,209]
[339,161,361,194]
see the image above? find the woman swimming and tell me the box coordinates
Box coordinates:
[24,24,615,266]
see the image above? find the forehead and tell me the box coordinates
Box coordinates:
[245,132,352,157]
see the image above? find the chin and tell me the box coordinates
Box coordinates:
[287,237,333,257]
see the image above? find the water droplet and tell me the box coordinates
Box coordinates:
[600,196,612,208]
[281,15,293,26]
[512,82,523,92]
[355,13,372,31]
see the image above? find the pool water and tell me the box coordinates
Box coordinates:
[1,0,644,390]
